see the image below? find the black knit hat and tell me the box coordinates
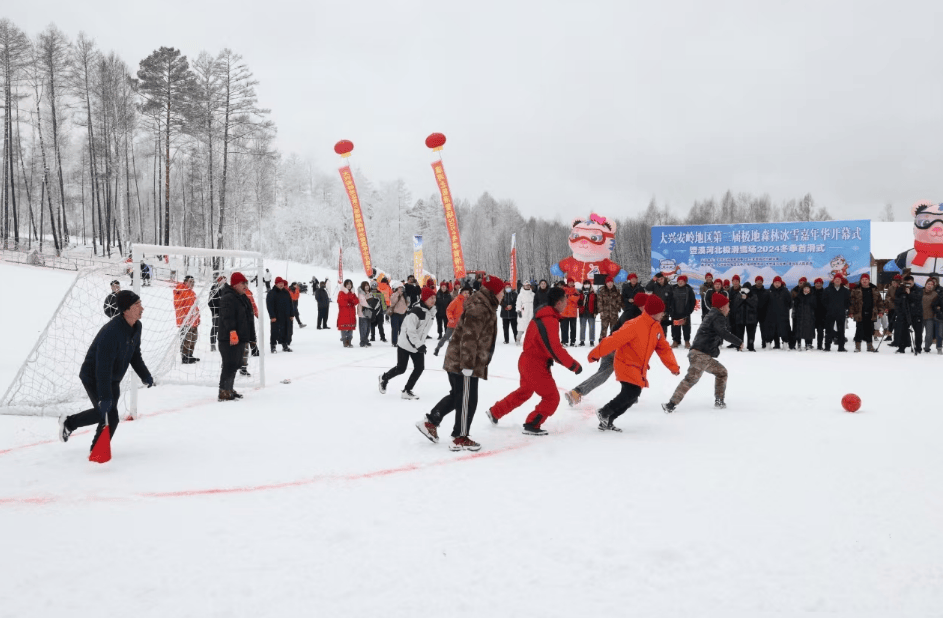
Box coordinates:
[115,290,141,313]
[547,287,566,306]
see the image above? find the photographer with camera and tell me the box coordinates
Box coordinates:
[893,274,923,354]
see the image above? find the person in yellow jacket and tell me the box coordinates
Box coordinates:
[587,294,680,431]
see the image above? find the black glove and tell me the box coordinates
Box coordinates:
[573,363,583,375]
[144,376,155,388]
[418,345,427,355]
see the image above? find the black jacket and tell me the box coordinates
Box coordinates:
[705,289,727,310]
[534,285,551,312]
[103,293,120,318]
[793,292,817,340]
[403,283,421,306]
[762,285,792,338]
[811,287,826,326]
[895,285,924,325]
[667,284,696,320]
[80,316,152,396]
[315,287,331,308]
[731,287,758,326]
[692,308,742,358]
[645,280,672,307]
[266,286,295,323]
[500,290,518,319]
[220,285,257,344]
[435,290,453,315]
[621,282,644,314]
[822,284,851,319]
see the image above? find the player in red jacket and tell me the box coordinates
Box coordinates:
[486,287,583,435]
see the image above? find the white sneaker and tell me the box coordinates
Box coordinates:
[401,390,419,400]
[485,407,498,425]
[58,414,72,443]
[378,375,387,394]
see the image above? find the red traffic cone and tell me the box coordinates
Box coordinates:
[89,425,112,464]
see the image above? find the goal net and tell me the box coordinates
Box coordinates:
[0,244,266,418]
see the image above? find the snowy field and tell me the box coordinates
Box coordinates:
[1,261,942,617]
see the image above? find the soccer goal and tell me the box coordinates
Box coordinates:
[0,244,266,419]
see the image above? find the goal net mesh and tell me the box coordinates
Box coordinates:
[0,248,265,418]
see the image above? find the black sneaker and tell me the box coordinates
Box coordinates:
[714,399,726,409]
[271,346,277,354]
[58,415,72,443]
[282,345,293,352]
[595,407,609,424]
[239,367,251,377]
[401,390,419,400]
[232,390,244,399]
[522,424,547,436]
[662,402,676,414]
[378,375,388,394]
[606,422,623,432]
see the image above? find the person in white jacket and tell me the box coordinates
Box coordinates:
[515,281,536,345]
[379,287,437,399]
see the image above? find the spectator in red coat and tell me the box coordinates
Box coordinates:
[486,287,582,435]
[336,279,358,348]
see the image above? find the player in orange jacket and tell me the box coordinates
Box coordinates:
[434,285,472,356]
[173,275,200,363]
[587,294,681,431]
[486,287,582,435]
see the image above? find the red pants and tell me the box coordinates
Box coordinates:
[490,355,560,427]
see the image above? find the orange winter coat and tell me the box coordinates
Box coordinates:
[562,285,580,319]
[378,281,392,306]
[446,294,467,328]
[173,283,200,327]
[289,287,301,302]
[245,288,260,318]
[588,312,679,388]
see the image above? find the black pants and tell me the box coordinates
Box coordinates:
[382,347,424,391]
[733,323,756,349]
[436,313,448,337]
[503,317,518,343]
[560,317,576,344]
[428,371,480,438]
[854,315,873,343]
[370,318,386,341]
[670,321,691,344]
[816,326,825,349]
[293,301,303,325]
[601,382,643,422]
[264,281,271,291]
[210,309,220,346]
[65,380,121,452]
[317,305,329,329]
[219,340,245,391]
[824,316,846,350]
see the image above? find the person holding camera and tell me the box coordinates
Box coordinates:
[893,275,924,353]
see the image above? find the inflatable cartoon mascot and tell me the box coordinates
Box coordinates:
[885,200,943,286]
[550,213,628,283]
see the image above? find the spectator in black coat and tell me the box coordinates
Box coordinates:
[435,282,453,338]
[217,272,257,401]
[698,273,715,317]
[315,281,331,329]
[752,276,769,348]
[266,277,295,353]
[59,290,155,452]
[794,282,817,349]
[500,283,519,344]
[621,274,644,317]
[822,275,851,352]
[667,275,696,348]
[645,272,672,333]
[894,275,924,353]
[103,280,121,318]
[533,279,551,312]
[788,277,809,349]
[812,278,827,349]
[763,276,792,349]
[403,276,422,306]
[732,283,759,351]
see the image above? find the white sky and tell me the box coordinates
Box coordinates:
[8,0,943,222]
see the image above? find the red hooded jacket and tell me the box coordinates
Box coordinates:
[522,306,579,371]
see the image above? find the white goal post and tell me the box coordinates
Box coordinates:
[0,244,267,419]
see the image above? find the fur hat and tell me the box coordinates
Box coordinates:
[482,275,506,296]
[547,287,567,306]
[231,272,248,287]
[710,294,729,309]
[420,287,436,303]
[115,290,141,313]
[644,294,665,316]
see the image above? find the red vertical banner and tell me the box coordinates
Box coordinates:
[430,160,466,279]
[338,165,373,277]
[509,233,517,285]
[337,246,344,286]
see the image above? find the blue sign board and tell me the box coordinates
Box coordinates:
[650,220,871,292]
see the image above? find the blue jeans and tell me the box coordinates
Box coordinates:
[925,318,943,350]
[391,313,405,346]
[579,314,595,344]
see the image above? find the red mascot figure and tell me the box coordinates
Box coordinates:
[486,287,582,435]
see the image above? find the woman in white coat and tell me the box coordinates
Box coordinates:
[515,281,536,345]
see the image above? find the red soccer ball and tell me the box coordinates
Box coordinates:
[425,132,446,149]
[841,393,861,413]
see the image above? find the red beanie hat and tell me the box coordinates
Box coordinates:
[606,275,614,283]
[833,274,844,283]
[893,274,903,281]
[710,293,729,309]
[859,273,870,282]
[799,277,808,283]
[849,282,857,289]
[231,272,248,287]
[633,292,648,307]
[754,276,764,282]
[628,273,638,281]
[723,279,730,286]
[275,276,287,286]
[482,275,506,296]
[677,275,688,283]
[732,275,740,281]
[772,276,783,284]
[644,294,665,316]
[705,272,713,278]
[566,278,575,285]
[420,287,436,303]
[814,277,824,284]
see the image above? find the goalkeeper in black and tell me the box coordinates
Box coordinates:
[59,290,155,452]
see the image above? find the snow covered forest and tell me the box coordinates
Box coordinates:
[1,18,835,282]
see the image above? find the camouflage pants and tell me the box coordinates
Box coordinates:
[180,325,198,358]
[669,349,727,404]
[599,313,619,339]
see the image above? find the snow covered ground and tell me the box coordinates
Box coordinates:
[1,260,942,617]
